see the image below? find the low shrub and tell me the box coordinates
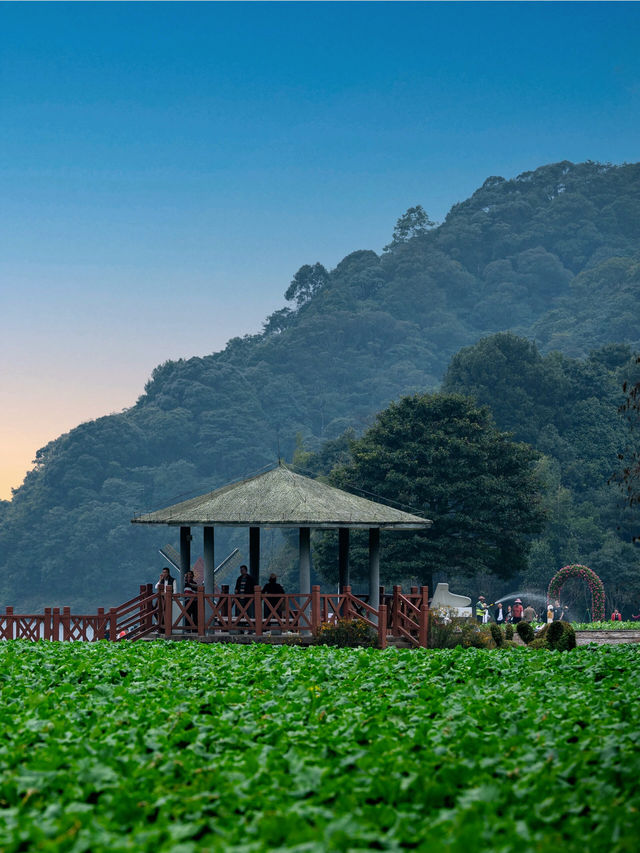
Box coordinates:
[546,620,576,651]
[314,618,379,648]
[505,623,514,640]
[490,623,504,647]
[516,621,535,645]
[429,616,464,649]
[460,623,494,649]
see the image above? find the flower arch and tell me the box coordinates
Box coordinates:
[548,564,605,622]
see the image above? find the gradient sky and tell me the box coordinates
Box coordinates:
[1,1,639,500]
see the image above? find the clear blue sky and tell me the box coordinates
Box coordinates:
[1,1,639,498]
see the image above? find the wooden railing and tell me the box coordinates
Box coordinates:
[0,586,156,642]
[0,584,430,647]
[392,585,430,648]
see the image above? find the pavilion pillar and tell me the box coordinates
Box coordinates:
[368,528,380,612]
[338,527,350,593]
[179,526,191,593]
[299,527,311,594]
[203,526,215,594]
[250,526,260,585]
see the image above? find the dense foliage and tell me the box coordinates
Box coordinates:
[1,160,640,611]
[0,642,638,852]
[442,333,640,613]
[314,393,545,591]
[612,354,640,535]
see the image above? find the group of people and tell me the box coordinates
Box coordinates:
[611,608,640,621]
[476,595,568,625]
[154,564,287,630]
[233,565,286,620]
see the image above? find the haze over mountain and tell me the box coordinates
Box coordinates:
[1,160,639,612]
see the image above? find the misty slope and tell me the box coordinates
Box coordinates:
[1,160,639,611]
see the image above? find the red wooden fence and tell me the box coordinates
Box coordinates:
[0,584,430,647]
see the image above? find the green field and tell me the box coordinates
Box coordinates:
[0,642,638,852]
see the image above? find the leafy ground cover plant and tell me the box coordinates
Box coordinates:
[573,621,639,630]
[0,641,638,852]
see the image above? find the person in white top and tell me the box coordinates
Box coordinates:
[155,567,175,632]
[155,566,175,591]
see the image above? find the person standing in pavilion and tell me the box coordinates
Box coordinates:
[234,564,256,623]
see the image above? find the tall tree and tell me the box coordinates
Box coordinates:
[612,354,640,539]
[320,393,546,590]
[384,205,435,250]
[284,263,329,306]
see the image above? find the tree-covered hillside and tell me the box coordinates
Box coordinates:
[1,160,639,612]
[442,335,640,612]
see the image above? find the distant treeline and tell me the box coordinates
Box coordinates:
[1,160,639,612]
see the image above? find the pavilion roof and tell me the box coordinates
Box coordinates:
[131,463,431,530]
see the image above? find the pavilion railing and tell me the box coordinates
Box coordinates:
[1,584,429,647]
[392,585,430,648]
[0,586,157,642]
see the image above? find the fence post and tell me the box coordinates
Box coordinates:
[392,586,401,637]
[311,585,321,633]
[378,604,388,649]
[43,607,52,641]
[142,593,152,632]
[52,608,60,641]
[421,585,429,607]
[5,606,14,640]
[95,608,105,640]
[138,585,147,633]
[254,586,262,636]
[62,607,71,641]
[344,585,352,620]
[148,585,155,631]
[223,585,231,630]
[164,592,172,637]
[109,608,117,641]
[197,585,205,636]
[419,604,429,648]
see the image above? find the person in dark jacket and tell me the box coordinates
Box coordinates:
[183,569,198,632]
[553,598,568,621]
[262,573,285,622]
[234,565,255,622]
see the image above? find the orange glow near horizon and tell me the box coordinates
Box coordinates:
[0,424,51,500]
[0,378,139,502]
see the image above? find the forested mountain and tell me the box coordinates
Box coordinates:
[2,160,639,612]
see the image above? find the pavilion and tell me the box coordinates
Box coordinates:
[131,462,431,607]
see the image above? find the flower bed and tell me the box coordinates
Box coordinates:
[573,620,639,630]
